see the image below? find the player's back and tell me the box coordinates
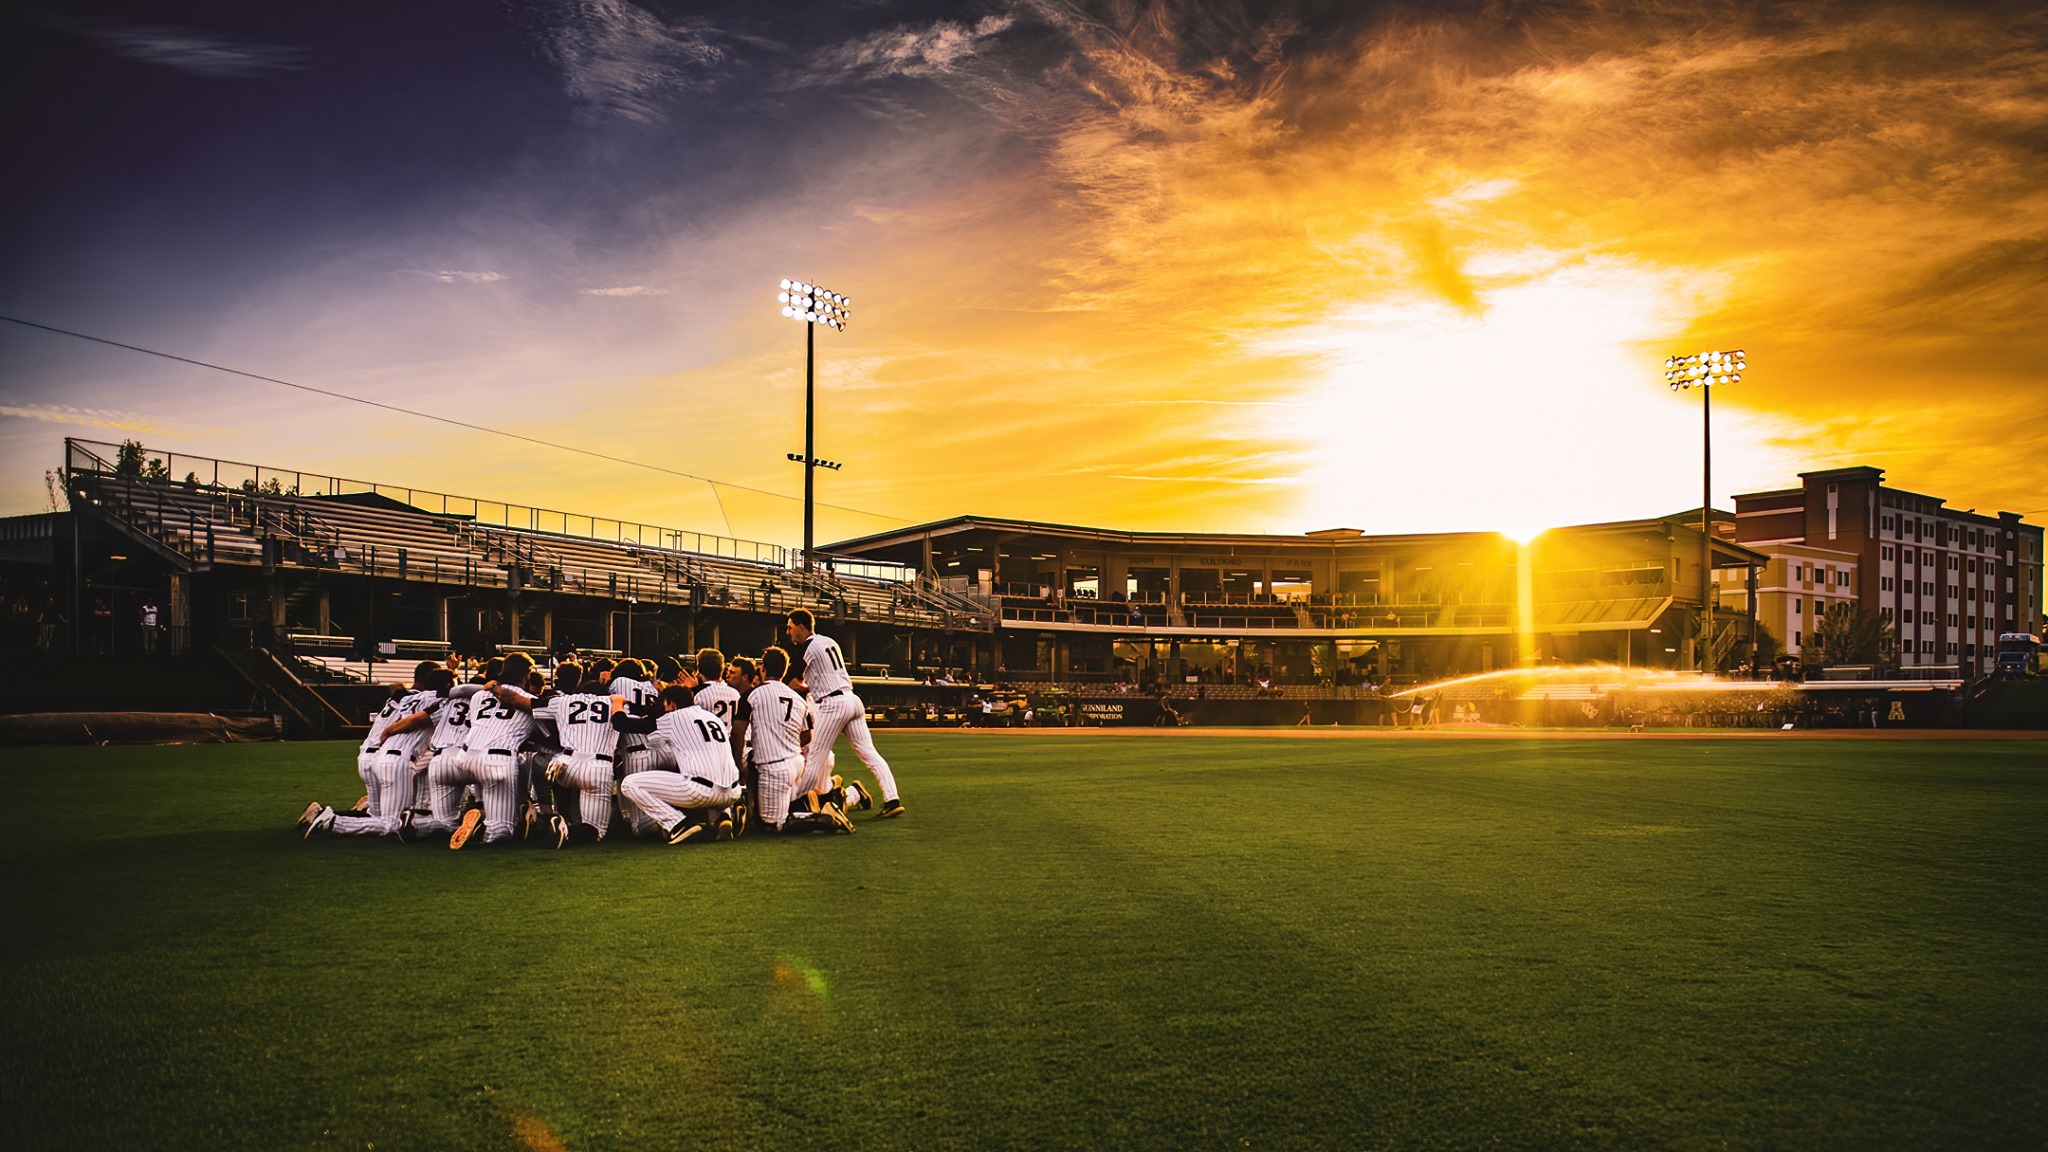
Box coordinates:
[799,634,853,697]
[692,680,740,729]
[545,692,619,758]
[747,679,808,764]
[465,687,535,750]
[655,705,738,785]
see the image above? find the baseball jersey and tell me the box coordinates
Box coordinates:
[464,686,536,752]
[542,692,619,759]
[652,705,738,788]
[361,690,430,752]
[692,680,740,729]
[609,676,659,751]
[747,679,810,766]
[796,634,853,697]
[377,693,443,759]
[430,686,480,750]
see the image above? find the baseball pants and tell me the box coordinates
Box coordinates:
[619,769,738,833]
[802,694,897,801]
[551,753,617,839]
[753,756,802,829]
[430,747,520,842]
[328,747,414,835]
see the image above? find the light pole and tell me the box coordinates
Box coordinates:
[1665,348,1745,674]
[624,594,636,658]
[778,278,851,570]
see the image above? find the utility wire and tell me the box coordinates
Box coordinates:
[1,314,914,531]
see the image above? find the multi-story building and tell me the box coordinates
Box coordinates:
[1732,466,2043,673]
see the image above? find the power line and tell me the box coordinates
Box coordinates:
[0,313,914,530]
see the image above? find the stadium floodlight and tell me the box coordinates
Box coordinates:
[779,277,851,570]
[1663,348,1746,676]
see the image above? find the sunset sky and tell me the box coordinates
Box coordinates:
[3,0,2044,548]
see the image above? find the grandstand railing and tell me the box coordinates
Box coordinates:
[67,438,788,566]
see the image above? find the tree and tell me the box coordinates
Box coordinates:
[1750,621,1783,667]
[1808,602,1897,669]
[115,439,147,477]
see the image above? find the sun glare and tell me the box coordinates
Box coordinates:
[1260,253,1771,535]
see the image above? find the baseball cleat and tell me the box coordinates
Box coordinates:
[731,801,749,838]
[843,781,873,811]
[715,814,734,841]
[353,794,370,813]
[519,801,538,840]
[831,774,844,792]
[448,807,485,851]
[666,819,703,846]
[397,809,419,843]
[302,805,335,838]
[879,798,905,819]
[796,790,822,816]
[822,802,857,834]
[295,800,323,830]
[547,813,570,849]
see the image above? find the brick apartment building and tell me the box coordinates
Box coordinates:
[1731,466,2043,672]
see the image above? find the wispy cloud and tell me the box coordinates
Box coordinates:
[539,0,726,124]
[583,285,668,296]
[83,24,304,77]
[0,402,178,435]
[421,270,507,284]
[796,14,1015,86]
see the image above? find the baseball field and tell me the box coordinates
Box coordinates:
[3,731,2043,1151]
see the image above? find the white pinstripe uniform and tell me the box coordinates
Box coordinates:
[542,692,621,837]
[330,691,438,836]
[618,705,740,833]
[609,676,660,776]
[691,679,741,768]
[432,685,533,842]
[796,633,896,801]
[409,686,478,835]
[747,678,811,827]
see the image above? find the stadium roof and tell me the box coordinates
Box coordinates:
[823,513,1769,568]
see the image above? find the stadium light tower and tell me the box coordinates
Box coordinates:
[1665,348,1745,675]
[778,278,851,571]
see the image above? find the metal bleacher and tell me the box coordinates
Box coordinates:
[64,438,968,627]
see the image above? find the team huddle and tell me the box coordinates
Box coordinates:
[296,609,903,848]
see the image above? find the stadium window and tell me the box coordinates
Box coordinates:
[1880,606,1892,621]
[1882,546,1892,560]
[1948,642,1959,655]
[1793,598,1803,613]
[1948,613,1958,627]
[1948,556,1959,570]
[1922,640,1934,654]
[1794,630,1802,647]
[1881,577,1893,591]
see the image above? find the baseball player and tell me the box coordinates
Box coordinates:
[786,609,898,817]
[439,652,547,850]
[398,670,485,842]
[607,657,661,777]
[299,662,444,838]
[531,661,621,844]
[614,680,746,843]
[747,645,854,834]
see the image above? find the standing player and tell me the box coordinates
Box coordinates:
[746,646,853,834]
[786,609,899,818]
[616,680,745,843]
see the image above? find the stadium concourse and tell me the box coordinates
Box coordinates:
[0,436,2039,740]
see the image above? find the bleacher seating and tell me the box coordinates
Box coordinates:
[67,454,972,629]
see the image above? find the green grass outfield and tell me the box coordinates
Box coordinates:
[2,733,2043,1151]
